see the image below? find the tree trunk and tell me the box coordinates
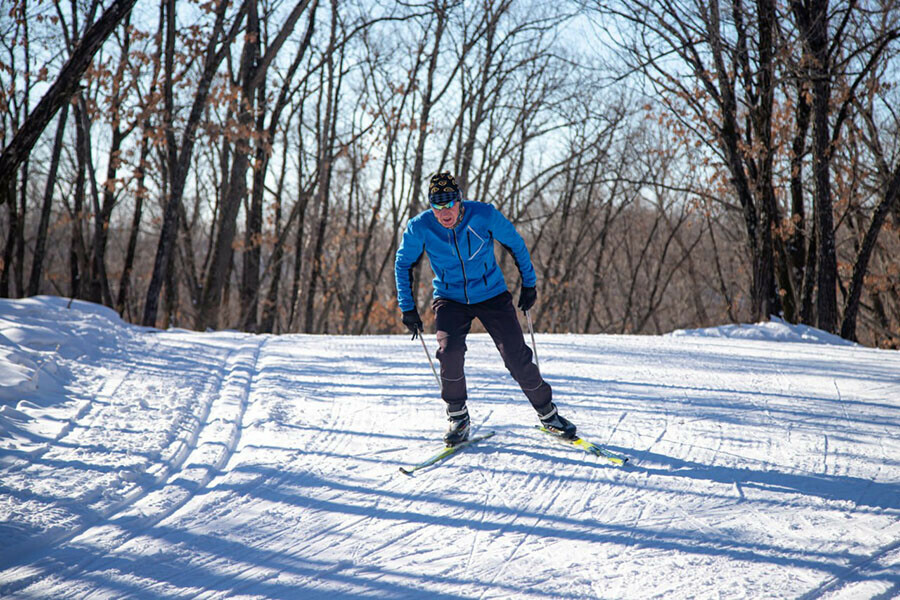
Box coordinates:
[260,135,292,334]
[792,0,837,332]
[304,1,340,333]
[239,78,267,333]
[288,193,309,331]
[198,1,260,331]
[117,127,150,317]
[841,165,900,341]
[80,101,114,307]
[0,178,17,296]
[69,101,91,300]
[753,0,782,320]
[799,217,818,324]
[705,0,763,320]
[143,0,181,326]
[14,160,27,296]
[28,105,69,296]
[788,81,811,297]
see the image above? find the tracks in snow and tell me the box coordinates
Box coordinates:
[0,334,264,597]
[801,536,900,600]
[3,324,899,599]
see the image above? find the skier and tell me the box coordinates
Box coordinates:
[395,172,577,446]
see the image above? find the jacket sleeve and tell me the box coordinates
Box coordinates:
[490,206,537,288]
[394,219,425,312]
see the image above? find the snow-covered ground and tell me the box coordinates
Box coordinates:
[1,296,898,599]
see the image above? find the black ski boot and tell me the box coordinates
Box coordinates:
[444,406,470,446]
[537,403,577,439]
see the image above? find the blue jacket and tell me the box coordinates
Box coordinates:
[395,201,536,312]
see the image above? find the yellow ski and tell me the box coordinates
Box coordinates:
[535,426,628,466]
[399,431,496,475]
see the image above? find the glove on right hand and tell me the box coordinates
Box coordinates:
[402,309,423,340]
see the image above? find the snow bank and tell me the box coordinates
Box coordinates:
[668,316,855,346]
[0,296,130,449]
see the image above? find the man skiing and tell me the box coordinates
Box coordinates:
[395,172,577,446]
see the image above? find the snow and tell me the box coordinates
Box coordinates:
[669,316,856,346]
[0,296,898,599]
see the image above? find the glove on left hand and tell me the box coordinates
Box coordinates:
[518,286,537,312]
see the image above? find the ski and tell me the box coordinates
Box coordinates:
[535,426,628,466]
[399,431,496,475]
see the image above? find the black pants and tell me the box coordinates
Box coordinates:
[433,291,551,414]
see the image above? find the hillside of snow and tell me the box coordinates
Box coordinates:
[0,296,898,599]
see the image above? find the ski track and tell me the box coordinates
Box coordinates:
[1,299,899,599]
[0,326,264,598]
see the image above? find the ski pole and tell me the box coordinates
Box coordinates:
[418,333,442,391]
[525,310,540,373]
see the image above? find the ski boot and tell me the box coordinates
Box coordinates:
[444,406,470,446]
[537,402,577,439]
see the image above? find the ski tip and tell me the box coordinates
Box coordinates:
[592,448,628,466]
[399,467,414,476]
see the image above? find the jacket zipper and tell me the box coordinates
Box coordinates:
[451,229,469,303]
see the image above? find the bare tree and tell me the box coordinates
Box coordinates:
[142,0,249,327]
[195,0,313,330]
[591,0,900,338]
[0,0,137,208]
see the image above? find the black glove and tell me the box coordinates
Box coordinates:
[518,286,537,312]
[401,309,423,339]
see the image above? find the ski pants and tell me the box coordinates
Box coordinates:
[433,291,551,415]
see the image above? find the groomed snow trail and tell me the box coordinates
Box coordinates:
[1,298,898,599]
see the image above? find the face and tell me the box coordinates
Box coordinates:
[432,202,461,228]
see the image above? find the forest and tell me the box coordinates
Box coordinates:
[1,0,899,347]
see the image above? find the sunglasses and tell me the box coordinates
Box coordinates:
[430,191,459,210]
[431,199,456,210]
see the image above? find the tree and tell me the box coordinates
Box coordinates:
[593,0,786,322]
[195,0,314,331]
[0,0,137,207]
[592,0,900,338]
[142,0,248,327]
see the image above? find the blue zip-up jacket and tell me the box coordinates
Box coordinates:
[395,201,536,312]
